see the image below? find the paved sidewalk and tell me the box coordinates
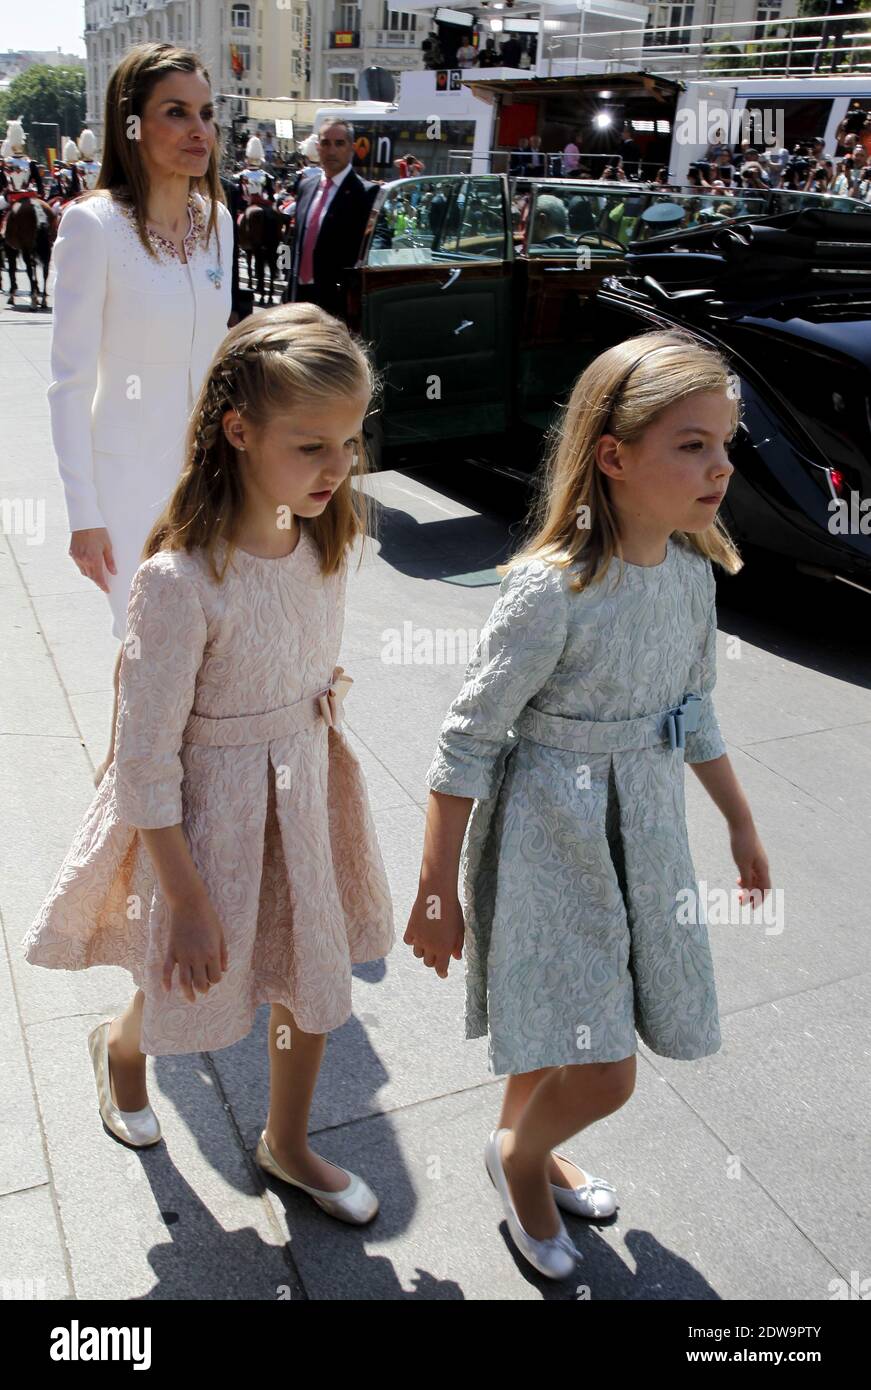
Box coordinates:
[1,303,869,1301]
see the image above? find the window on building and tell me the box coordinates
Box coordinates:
[647,2,695,48]
[231,3,251,27]
[382,4,417,31]
[337,76,357,101]
[754,0,782,44]
[668,3,694,47]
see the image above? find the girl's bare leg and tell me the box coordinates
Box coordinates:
[94,642,123,787]
[262,1003,350,1193]
[107,989,149,1111]
[499,1066,596,1189]
[498,1055,636,1242]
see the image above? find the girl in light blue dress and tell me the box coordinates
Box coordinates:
[404,331,772,1281]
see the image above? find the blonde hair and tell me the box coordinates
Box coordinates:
[503,331,744,593]
[81,42,224,261]
[141,303,378,580]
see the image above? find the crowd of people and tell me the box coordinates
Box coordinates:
[501,108,871,206]
[422,28,535,71]
[688,108,871,202]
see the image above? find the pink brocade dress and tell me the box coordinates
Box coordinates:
[20,525,395,1056]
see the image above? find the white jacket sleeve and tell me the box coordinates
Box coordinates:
[425,560,570,800]
[47,199,109,533]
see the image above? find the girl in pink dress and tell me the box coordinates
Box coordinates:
[21,303,395,1225]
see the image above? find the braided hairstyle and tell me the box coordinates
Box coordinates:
[141,302,378,581]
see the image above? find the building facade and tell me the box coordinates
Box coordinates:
[83,0,308,145]
[308,2,436,103]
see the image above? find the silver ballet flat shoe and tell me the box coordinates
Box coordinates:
[550,1153,618,1219]
[484,1128,580,1280]
[255,1131,378,1225]
[87,1020,162,1148]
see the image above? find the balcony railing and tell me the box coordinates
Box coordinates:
[374,30,418,47]
[541,12,871,80]
[329,30,361,49]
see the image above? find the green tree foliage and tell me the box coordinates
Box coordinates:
[704,0,871,75]
[0,65,87,164]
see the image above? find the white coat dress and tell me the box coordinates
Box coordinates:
[47,188,233,639]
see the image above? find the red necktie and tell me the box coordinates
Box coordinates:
[299,176,334,284]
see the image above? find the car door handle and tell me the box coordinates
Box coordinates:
[454,319,474,335]
[441,269,461,290]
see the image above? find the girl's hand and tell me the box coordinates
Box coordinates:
[403,884,465,980]
[162,890,229,1003]
[70,527,116,594]
[729,820,772,907]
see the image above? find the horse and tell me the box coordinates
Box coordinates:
[236,200,290,305]
[2,197,58,309]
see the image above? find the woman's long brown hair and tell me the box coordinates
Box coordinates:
[141,302,379,581]
[80,41,224,259]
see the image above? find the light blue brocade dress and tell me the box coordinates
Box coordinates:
[425,534,727,1076]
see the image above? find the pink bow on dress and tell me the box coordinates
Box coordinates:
[318,666,353,729]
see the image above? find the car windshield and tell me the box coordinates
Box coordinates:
[366,176,507,265]
[519,182,871,257]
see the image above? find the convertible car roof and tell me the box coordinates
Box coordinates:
[623,207,871,307]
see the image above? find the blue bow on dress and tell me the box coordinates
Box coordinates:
[665,692,703,751]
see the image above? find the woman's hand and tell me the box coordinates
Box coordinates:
[69,527,116,594]
[163,889,229,1003]
[403,882,465,979]
[729,820,772,907]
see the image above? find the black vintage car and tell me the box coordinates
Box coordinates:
[344,174,871,594]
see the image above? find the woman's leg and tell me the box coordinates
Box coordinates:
[107,989,149,1111]
[262,1003,350,1193]
[94,642,123,787]
[499,1056,636,1241]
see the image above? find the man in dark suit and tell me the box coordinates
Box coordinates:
[281,119,378,320]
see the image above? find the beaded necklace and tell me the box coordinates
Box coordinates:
[118,192,207,261]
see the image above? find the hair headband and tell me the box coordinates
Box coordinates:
[607,343,679,411]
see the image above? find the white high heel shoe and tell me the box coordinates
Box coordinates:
[255,1131,379,1225]
[485,1129,580,1280]
[87,1020,162,1148]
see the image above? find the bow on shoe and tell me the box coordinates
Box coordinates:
[318,666,353,729]
[573,1176,617,1211]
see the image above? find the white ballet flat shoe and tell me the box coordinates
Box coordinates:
[550,1153,618,1219]
[484,1128,580,1280]
[255,1131,379,1225]
[87,1020,162,1148]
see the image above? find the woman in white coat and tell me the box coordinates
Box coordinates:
[49,42,234,784]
